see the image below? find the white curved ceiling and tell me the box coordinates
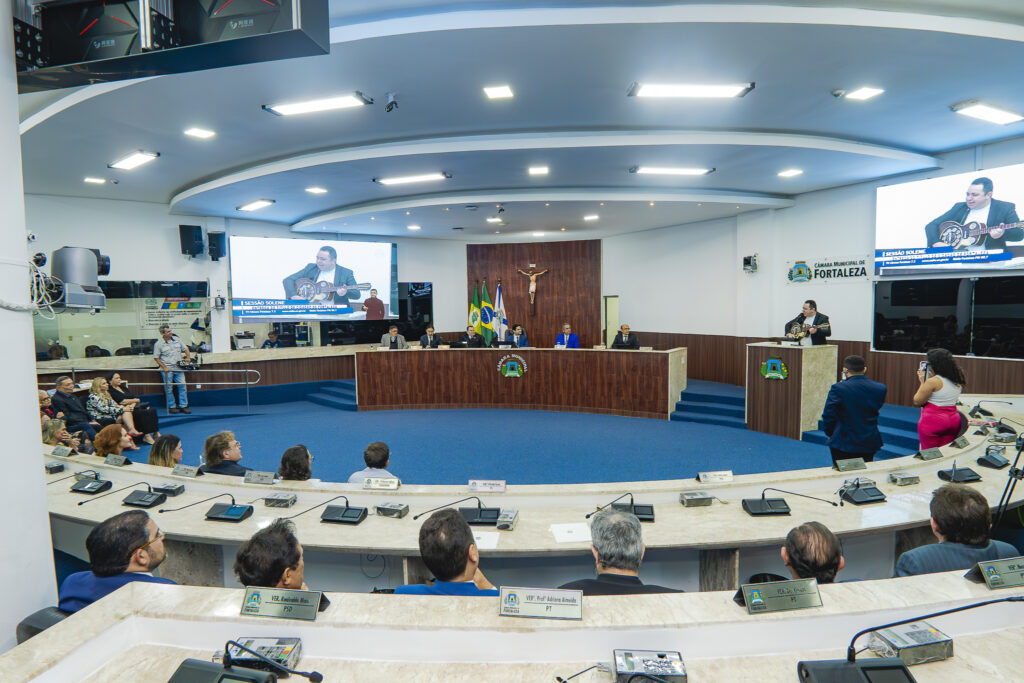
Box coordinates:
[18,1,1024,241]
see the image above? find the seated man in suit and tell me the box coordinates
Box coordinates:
[51,375,100,441]
[419,326,442,348]
[282,245,362,307]
[348,441,400,484]
[380,325,408,349]
[505,323,529,348]
[58,510,175,613]
[558,509,680,595]
[395,508,499,596]
[784,300,831,346]
[611,324,640,350]
[896,484,1019,577]
[821,355,887,464]
[460,326,485,348]
[555,322,580,348]
[782,522,845,584]
[199,431,250,476]
[234,519,306,589]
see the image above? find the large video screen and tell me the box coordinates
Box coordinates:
[229,236,397,322]
[875,163,1024,275]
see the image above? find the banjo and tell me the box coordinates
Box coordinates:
[295,278,372,303]
[937,219,1024,249]
[788,321,830,339]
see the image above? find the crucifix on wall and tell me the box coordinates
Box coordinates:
[518,265,548,305]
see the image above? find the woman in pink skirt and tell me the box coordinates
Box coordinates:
[913,348,965,450]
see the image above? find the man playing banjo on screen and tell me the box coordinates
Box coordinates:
[924,176,1024,251]
[282,245,370,306]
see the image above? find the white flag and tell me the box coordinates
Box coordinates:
[492,282,508,343]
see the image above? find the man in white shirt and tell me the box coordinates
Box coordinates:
[348,442,400,484]
[282,246,361,306]
[925,177,1022,250]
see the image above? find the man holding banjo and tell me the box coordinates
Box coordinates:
[924,176,1023,251]
[784,299,831,346]
[282,245,369,307]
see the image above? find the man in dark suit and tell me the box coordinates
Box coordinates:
[611,323,640,350]
[559,509,680,596]
[925,176,1022,249]
[821,355,887,464]
[460,326,485,348]
[51,375,99,440]
[505,323,529,348]
[784,299,831,345]
[419,326,442,348]
[282,246,361,307]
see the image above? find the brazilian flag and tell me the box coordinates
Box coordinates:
[468,284,482,334]
[480,280,495,345]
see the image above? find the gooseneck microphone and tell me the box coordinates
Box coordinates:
[46,470,99,486]
[77,482,152,505]
[762,487,839,507]
[284,495,351,520]
[159,492,235,514]
[970,400,1011,417]
[586,492,634,519]
[223,640,323,683]
[413,496,484,521]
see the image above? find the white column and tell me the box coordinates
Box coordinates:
[0,3,58,652]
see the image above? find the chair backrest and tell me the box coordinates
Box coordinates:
[955,411,970,439]
[115,347,134,356]
[16,606,70,644]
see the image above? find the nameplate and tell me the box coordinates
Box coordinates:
[916,448,943,461]
[741,579,822,615]
[438,345,451,349]
[240,587,321,622]
[835,458,867,472]
[698,470,733,483]
[469,479,506,493]
[363,477,400,490]
[51,445,73,457]
[950,436,970,449]
[244,471,276,485]
[498,586,583,621]
[172,464,200,478]
[975,557,1024,590]
[104,454,128,466]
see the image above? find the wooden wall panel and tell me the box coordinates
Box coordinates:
[357,349,669,418]
[467,239,601,348]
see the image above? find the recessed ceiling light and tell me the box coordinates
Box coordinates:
[778,169,804,178]
[533,231,544,237]
[628,82,753,98]
[237,199,275,212]
[560,227,567,231]
[108,151,159,170]
[583,214,599,221]
[305,186,328,194]
[528,166,549,175]
[407,225,422,231]
[374,172,450,185]
[405,211,411,215]
[951,100,1024,125]
[494,230,500,234]
[599,202,604,206]
[83,177,106,184]
[262,92,372,116]
[370,216,375,220]
[484,85,514,99]
[184,127,216,138]
[630,166,714,176]
[544,202,550,207]
[486,217,502,223]
[649,201,655,206]
[444,207,450,211]
[843,87,884,101]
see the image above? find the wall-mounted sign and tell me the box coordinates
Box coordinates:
[786,256,870,284]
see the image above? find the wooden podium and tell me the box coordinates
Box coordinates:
[745,342,838,439]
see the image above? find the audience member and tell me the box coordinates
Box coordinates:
[394,508,498,595]
[348,442,399,484]
[199,431,250,476]
[896,485,1019,577]
[58,510,175,613]
[148,435,183,468]
[51,376,99,441]
[39,390,57,424]
[234,519,307,589]
[782,522,845,584]
[47,343,68,360]
[558,509,679,595]
[93,424,138,456]
[821,355,887,464]
[86,377,141,437]
[261,331,283,349]
[107,372,160,444]
[914,348,966,449]
[279,445,313,481]
[41,419,81,452]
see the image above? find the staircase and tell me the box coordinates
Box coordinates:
[307,380,358,411]
[801,405,920,460]
[670,380,747,430]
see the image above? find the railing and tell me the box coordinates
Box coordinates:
[41,366,263,414]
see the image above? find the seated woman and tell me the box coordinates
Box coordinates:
[86,377,141,438]
[41,419,82,452]
[914,347,966,450]
[39,390,57,424]
[199,431,249,476]
[106,372,160,445]
[278,445,313,481]
[93,423,138,457]
[148,435,183,468]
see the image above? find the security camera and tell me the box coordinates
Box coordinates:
[385,92,397,113]
[26,231,36,242]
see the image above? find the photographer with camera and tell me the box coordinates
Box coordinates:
[153,325,192,414]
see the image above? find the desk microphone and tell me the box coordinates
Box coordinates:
[997,417,1024,436]
[742,487,839,517]
[284,495,351,520]
[586,492,633,519]
[224,640,323,682]
[158,492,236,514]
[77,481,152,505]
[763,487,840,507]
[413,496,485,521]
[46,470,98,486]
[970,400,1011,417]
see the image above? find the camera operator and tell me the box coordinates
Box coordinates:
[153,325,192,414]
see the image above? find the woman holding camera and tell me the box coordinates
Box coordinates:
[913,348,965,449]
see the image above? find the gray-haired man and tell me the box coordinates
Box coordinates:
[558,509,681,595]
[153,325,191,414]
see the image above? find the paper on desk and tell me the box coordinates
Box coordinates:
[473,531,500,550]
[550,523,591,543]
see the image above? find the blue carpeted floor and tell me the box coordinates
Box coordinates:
[124,394,840,485]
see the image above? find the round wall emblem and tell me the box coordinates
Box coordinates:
[498,353,527,378]
[760,358,788,380]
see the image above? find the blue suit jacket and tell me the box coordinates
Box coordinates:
[821,374,887,453]
[505,331,529,348]
[394,580,499,596]
[555,333,579,349]
[58,571,176,613]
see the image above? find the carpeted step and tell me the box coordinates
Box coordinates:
[878,414,918,431]
[674,400,745,420]
[678,391,745,408]
[802,429,918,455]
[320,385,357,401]
[307,393,358,411]
[159,411,253,427]
[814,420,919,451]
[671,411,747,430]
